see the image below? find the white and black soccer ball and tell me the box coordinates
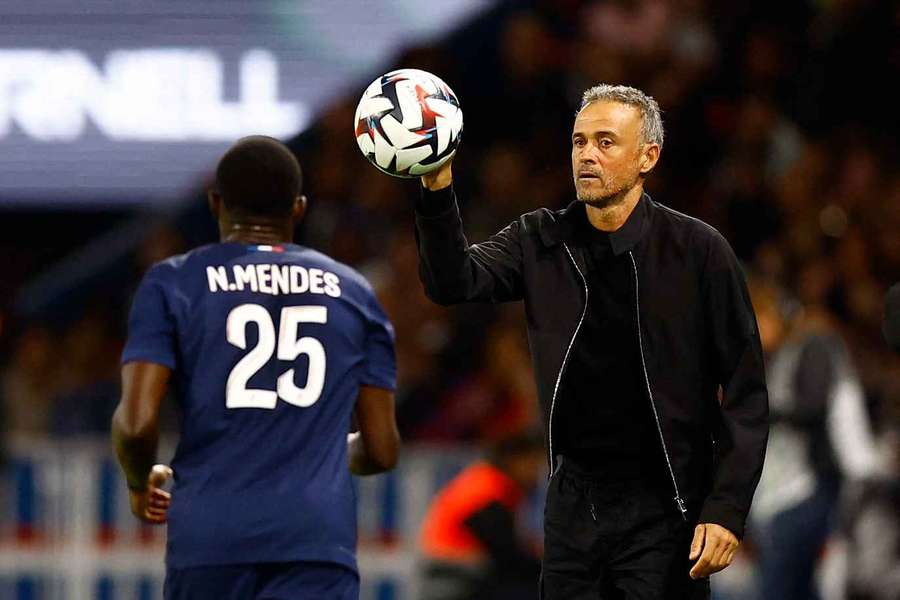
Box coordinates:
[354,68,463,178]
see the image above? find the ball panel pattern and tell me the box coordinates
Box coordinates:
[355,69,462,178]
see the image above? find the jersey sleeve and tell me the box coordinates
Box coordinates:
[121,268,179,369]
[360,291,397,392]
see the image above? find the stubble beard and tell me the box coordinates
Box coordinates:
[575,174,639,209]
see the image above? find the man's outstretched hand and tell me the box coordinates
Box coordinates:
[420,159,453,191]
[128,464,173,525]
[689,522,739,579]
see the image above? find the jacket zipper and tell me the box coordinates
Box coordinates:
[629,251,688,520]
[547,243,589,476]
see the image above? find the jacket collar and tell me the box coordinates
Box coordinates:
[539,192,652,255]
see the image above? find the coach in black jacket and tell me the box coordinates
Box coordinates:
[413,84,768,599]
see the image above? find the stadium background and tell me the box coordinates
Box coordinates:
[0,1,898,599]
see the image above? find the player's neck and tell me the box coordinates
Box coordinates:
[221,221,294,245]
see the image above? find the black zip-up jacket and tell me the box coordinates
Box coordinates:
[414,186,769,538]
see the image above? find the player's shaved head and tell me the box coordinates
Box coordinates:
[215,136,302,218]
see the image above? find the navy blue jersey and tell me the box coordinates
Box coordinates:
[121,242,396,570]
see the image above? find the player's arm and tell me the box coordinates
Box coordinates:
[415,160,525,305]
[112,361,172,523]
[348,385,400,475]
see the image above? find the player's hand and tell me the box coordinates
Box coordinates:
[421,158,453,191]
[128,464,173,525]
[689,523,739,579]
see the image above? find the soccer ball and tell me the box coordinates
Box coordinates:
[354,69,463,178]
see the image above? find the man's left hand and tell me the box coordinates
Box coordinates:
[689,523,739,579]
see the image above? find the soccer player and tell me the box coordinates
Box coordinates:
[112,136,399,600]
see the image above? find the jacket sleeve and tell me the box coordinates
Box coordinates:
[414,185,524,305]
[698,233,769,539]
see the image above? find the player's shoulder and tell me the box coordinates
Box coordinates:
[283,245,377,297]
[142,244,220,280]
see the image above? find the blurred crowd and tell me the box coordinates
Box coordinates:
[1,0,898,597]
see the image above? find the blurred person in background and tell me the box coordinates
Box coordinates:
[845,413,900,600]
[748,274,883,600]
[413,83,769,598]
[842,281,900,600]
[418,430,544,600]
[50,308,122,436]
[1,325,58,437]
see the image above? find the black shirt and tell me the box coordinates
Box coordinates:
[555,204,666,483]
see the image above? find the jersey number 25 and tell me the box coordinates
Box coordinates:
[225,303,327,409]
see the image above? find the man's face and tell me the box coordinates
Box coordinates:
[571,101,652,207]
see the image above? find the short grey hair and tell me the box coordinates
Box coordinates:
[579,84,664,150]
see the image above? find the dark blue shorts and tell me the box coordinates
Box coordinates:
[164,561,359,600]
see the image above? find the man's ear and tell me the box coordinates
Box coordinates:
[292,195,307,223]
[639,144,660,175]
[208,189,222,219]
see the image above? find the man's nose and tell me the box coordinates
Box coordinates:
[578,144,599,164]
[579,151,598,165]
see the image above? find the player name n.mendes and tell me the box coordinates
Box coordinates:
[206,264,342,298]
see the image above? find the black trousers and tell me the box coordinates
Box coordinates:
[541,457,710,600]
